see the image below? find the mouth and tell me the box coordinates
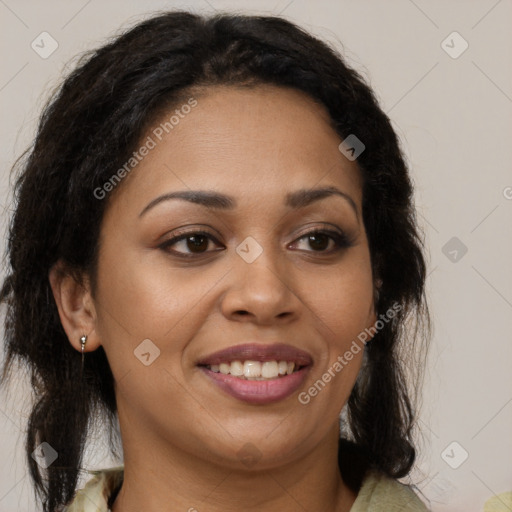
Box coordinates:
[196,343,313,404]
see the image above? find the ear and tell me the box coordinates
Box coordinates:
[48,261,101,353]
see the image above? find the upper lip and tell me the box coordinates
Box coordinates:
[196,343,313,367]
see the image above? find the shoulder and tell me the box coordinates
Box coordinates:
[62,466,124,512]
[350,469,429,511]
[337,439,429,511]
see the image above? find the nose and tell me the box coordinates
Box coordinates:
[220,250,301,326]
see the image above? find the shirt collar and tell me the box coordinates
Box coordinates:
[63,466,124,512]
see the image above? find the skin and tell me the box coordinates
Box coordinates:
[50,84,378,511]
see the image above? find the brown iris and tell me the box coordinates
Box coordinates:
[307,233,330,251]
[186,235,209,253]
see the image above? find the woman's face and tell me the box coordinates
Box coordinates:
[93,84,377,469]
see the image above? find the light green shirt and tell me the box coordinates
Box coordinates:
[63,466,429,511]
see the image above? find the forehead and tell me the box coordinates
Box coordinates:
[105,84,363,216]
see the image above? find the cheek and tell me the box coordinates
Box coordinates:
[299,274,369,413]
[298,255,373,400]
[93,247,226,376]
[302,259,374,337]
[94,248,198,337]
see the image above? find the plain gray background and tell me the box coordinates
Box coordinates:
[1,1,511,510]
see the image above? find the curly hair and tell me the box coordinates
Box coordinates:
[0,10,430,512]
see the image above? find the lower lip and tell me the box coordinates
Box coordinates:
[199,366,310,405]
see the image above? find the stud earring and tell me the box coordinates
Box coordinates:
[80,335,87,373]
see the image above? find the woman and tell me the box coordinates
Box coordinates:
[1,11,431,512]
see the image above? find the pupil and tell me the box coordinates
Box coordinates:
[187,235,208,252]
[309,234,329,251]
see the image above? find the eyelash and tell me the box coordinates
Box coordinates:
[158,227,354,259]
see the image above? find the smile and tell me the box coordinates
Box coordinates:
[197,343,313,404]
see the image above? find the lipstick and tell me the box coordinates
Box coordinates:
[197,343,313,405]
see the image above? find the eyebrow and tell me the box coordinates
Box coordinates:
[139,186,358,219]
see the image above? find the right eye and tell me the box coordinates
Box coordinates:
[159,230,225,258]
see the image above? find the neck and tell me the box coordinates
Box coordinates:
[111,416,357,512]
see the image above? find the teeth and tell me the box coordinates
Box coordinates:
[219,363,230,375]
[261,361,278,379]
[206,360,299,379]
[230,360,244,377]
[244,361,261,378]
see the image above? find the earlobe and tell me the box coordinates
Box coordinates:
[48,261,101,353]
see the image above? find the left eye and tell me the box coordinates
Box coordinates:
[290,230,350,253]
